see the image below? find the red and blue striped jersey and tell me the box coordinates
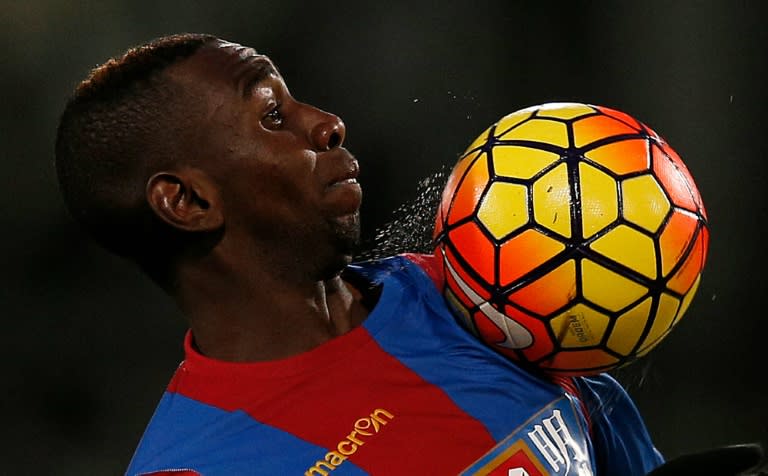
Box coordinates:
[126,254,662,475]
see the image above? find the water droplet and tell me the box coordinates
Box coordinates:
[358,165,450,261]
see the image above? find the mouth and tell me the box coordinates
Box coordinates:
[329,176,358,187]
[326,152,361,189]
[323,150,363,214]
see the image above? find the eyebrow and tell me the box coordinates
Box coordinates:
[237,57,279,98]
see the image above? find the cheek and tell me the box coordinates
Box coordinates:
[266,146,317,188]
[258,160,314,201]
[225,161,317,225]
[223,137,319,215]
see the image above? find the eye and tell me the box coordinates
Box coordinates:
[261,103,283,129]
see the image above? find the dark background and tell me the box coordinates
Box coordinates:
[2,1,766,473]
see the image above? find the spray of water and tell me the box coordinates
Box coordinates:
[357,164,451,261]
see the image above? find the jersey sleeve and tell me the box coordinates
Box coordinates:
[401,252,444,290]
[574,373,664,476]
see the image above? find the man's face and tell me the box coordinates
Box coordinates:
[168,40,362,276]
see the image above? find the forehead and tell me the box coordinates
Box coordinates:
[168,39,280,92]
[215,40,261,60]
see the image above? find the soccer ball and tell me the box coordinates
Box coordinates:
[434,102,709,375]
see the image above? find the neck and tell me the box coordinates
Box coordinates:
[172,246,367,362]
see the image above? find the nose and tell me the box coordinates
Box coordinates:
[309,109,346,151]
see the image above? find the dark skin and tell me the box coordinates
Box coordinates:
[145,40,369,362]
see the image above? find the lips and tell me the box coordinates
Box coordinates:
[325,151,360,189]
[321,149,362,215]
[328,175,359,188]
[331,177,358,186]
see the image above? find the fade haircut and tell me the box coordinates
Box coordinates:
[55,33,217,276]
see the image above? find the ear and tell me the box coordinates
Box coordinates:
[146,168,224,232]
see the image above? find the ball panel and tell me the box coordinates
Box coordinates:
[433,202,445,239]
[506,259,576,316]
[499,118,569,148]
[503,306,556,362]
[499,230,565,287]
[550,303,610,349]
[532,162,572,238]
[581,259,648,312]
[578,162,619,239]
[699,226,710,269]
[535,102,596,120]
[666,227,706,295]
[543,349,620,375]
[443,234,494,298]
[658,140,706,217]
[439,150,479,233]
[607,297,652,356]
[583,139,650,176]
[498,229,565,287]
[473,309,509,346]
[493,109,535,138]
[620,174,671,233]
[444,287,475,334]
[463,127,492,155]
[589,225,657,279]
[444,258,481,311]
[478,302,535,349]
[446,151,490,225]
[572,114,639,148]
[636,293,680,354]
[492,145,561,180]
[674,275,701,326]
[658,209,698,277]
[595,106,643,131]
[477,182,529,239]
[651,143,700,213]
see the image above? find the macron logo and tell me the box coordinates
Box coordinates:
[304,408,395,476]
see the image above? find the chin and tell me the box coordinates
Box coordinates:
[332,211,361,251]
[316,212,360,279]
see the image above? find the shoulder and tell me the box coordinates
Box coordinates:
[349,253,443,288]
[400,252,444,287]
[573,373,664,475]
[574,373,629,410]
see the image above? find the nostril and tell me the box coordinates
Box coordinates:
[327,131,341,149]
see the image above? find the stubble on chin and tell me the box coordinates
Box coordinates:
[317,212,361,279]
[333,211,361,254]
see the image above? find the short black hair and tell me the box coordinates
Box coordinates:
[55,33,217,273]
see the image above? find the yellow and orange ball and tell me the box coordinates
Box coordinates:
[434,103,708,375]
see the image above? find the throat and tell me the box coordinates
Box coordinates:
[179,265,381,362]
[339,267,383,311]
[322,274,378,335]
